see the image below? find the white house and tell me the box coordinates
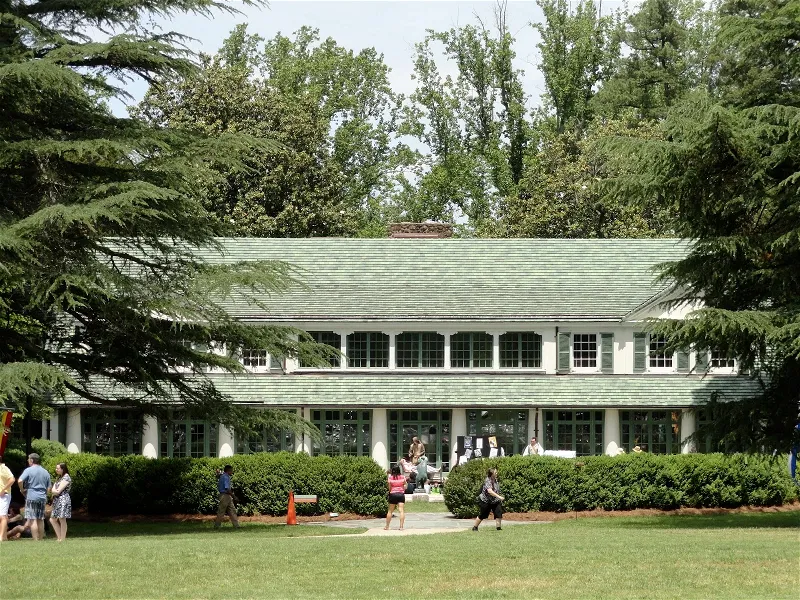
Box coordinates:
[47,225,758,469]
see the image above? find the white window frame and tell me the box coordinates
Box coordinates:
[240,348,283,373]
[571,333,600,373]
[708,349,737,374]
[647,334,675,373]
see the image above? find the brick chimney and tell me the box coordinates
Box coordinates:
[388,222,454,239]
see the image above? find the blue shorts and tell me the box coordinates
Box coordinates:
[25,499,46,521]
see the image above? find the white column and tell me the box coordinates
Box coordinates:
[340,332,351,369]
[48,411,59,443]
[388,333,396,369]
[443,333,451,369]
[541,327,557,373]
[450,408,467,468]
[300,407,312,455]
[295,407,309,454]
[680,409,696,454]
[218,426,234,458]
[371,408,389,470]
[528,408,537,440]
[142,415,159,458]
[493,333,501,370]
[604,408,621,456]
[65,407,81,454]
[284,333,299,373]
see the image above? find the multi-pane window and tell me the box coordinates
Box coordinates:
[240,348,283,371]
[621,410,681,454]
[544,410,603,456]
[346,332,389,368]
[389,410,451,471]
[300,331,341,368]
[242,348,268,369]
[311,410,371,457]
[649,335,673,368]
[396,332,444,368]
[451,332,492,368]
[696,408,730,453]
[160,412,217,458]
[710,350,735,369]
[236,414,295,454]
[500,332,542,368]
[573,334,597,368]
[82,410,143,456]
[467,410,528,455]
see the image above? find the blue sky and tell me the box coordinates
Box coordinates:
[113,0,634,117]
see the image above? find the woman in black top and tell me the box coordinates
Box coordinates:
[472,467,504,531]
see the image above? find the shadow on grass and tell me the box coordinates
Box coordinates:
[63,521,365,539]
[578,510,800,530]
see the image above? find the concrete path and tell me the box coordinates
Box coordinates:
[320,512,549,537]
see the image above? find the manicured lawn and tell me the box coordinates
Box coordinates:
[401,499,451,512]
[3,511,798,599]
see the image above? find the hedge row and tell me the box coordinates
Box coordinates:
[443,454,798,518]
[35,452,388,517]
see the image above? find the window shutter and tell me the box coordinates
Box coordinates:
[557,332,571,373]
[633,332,647,373]
[676,349,689,373]
[601,333,614,373]
[695,349,709,372]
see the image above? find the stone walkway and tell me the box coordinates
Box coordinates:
[319,512,549,537]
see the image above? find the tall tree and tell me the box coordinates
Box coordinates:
[533,0,619,133]
[497,118,673,238]
[593,0,708,121]
[398,1,532,231]
[0,0,327,433]
[135,25,405,237]
[608,0,800,450]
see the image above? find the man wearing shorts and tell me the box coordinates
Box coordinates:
[0,458,15,540]
[18,453,51,541]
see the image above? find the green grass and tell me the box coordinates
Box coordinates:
[3,512,798,599]
[400,499,451,512]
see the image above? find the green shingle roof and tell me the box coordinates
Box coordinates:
[69,373,759,409]
[198,238,689,321]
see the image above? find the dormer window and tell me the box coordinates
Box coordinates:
[648,335,673,369]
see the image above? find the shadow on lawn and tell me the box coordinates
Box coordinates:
[64,521,360,539]
[595,510,800,530]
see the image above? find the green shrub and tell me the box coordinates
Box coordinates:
[40,452,388,516]
[443,454,797,517]
[3,437,68,476]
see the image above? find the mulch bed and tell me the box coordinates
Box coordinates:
[69,510,373,524]
[502,501,800,522]
[70,502,800,524]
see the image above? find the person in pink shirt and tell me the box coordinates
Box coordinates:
[384,465,408,530]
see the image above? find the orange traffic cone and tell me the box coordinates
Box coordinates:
[287,490,297,526]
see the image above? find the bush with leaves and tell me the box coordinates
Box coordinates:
[41,452,388,517]
[443,454,797,517]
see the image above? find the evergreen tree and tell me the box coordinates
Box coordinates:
[0,0,327,434]
[594,0,700,120]
[608,0,800,450]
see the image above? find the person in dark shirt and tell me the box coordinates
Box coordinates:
[472,467,505,531]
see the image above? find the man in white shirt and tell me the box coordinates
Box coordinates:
[522,436,544,456]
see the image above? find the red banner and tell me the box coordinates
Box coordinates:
[0,410,13,461]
